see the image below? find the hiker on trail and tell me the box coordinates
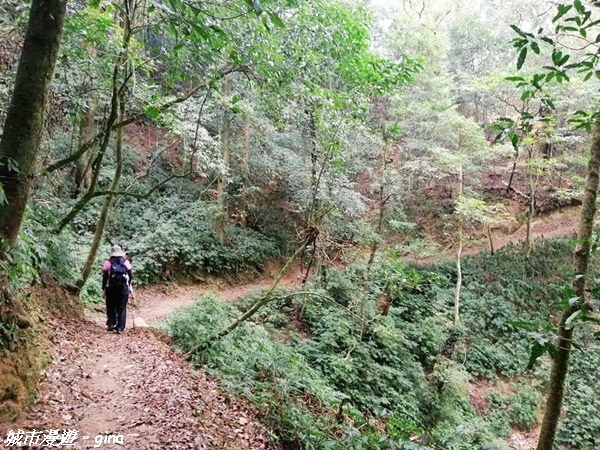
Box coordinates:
[102,245,134,334]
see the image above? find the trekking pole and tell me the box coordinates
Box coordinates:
[130,286,136,329]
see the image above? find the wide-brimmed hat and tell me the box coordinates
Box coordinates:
[110,245,126,258]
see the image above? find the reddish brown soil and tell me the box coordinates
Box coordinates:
[409,205,581,263]
[135,268,303,325]
[0,272,306,449]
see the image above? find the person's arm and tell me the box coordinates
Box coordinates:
[126,260,134,299]
[101,262,109,296]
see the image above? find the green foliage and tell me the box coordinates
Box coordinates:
[169,295,348,449]
[557,338,600,448]
[151,226,600,450]
[296,297,429,423]
[105,197,278,283]
[485,385,542,436]
[435,239,575,378]
[0,200,79,288]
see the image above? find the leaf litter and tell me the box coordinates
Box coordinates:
[2,305,279,449]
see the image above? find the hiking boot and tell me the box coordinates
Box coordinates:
[115,329,124,334]
[107,325,116,332]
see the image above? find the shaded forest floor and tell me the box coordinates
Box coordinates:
[0,207,582,450]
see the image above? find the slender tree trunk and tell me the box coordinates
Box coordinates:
[367,143,391,270]
[239,109,250,227]
[307,108,319,225]
[74,102,96,195]
[77,94,126,288]
[454,222,463,325]
[56,135,109,232]
[454,158,464,325]
[0,0,67,247]
[76,3,132,288]
[487,224,494,255]
[215,229,317,340]
[536,124,600,450]
[525,148,536,257]
[506,154,519,194]
[301,107,319,285]
[216,77,231,244]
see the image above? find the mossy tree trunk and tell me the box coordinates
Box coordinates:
[0,0,67,247]
[536,124,600,450]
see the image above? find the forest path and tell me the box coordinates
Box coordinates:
[0,272,305,449]
[479,205,580,253]
[409,205,581,263]
[2,207,581,449]
[134,269,302,326]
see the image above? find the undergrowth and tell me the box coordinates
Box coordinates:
[171,237,599,449]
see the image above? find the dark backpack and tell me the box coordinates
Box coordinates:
[109,257,128,287]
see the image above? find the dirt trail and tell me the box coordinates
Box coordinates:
[136,270,301,325]
[485,205,580,252]
[0,272,303,450]
[411,205,581,263]
[1,209,582,450]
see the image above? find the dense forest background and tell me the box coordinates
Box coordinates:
[1,0,599,449]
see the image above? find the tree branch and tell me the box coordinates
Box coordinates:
[40,66,247,176]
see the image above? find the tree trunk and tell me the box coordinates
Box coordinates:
[239,109,250,227]
[76,2,132,288]
[215,229,317,341]
[74,101,96,195]
[525,148,536,257]
[487,224,494,256]
[454,158,463,325]
[215,77,231,244]
[367,143,391,270]
[301,107,319,285]
[0,0,67,247]
[454,221,463,325]
[77,93,126,288]
[453,133,465,325]
[506,155,519,194]
[307,108,319,225]
[536,124,600,450]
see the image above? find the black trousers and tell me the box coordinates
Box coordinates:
[105,286,129,331]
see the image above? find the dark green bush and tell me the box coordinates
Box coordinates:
[557,336,600,449]
[105,197,278,283]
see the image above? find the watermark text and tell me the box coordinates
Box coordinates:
[3,429,124,447]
